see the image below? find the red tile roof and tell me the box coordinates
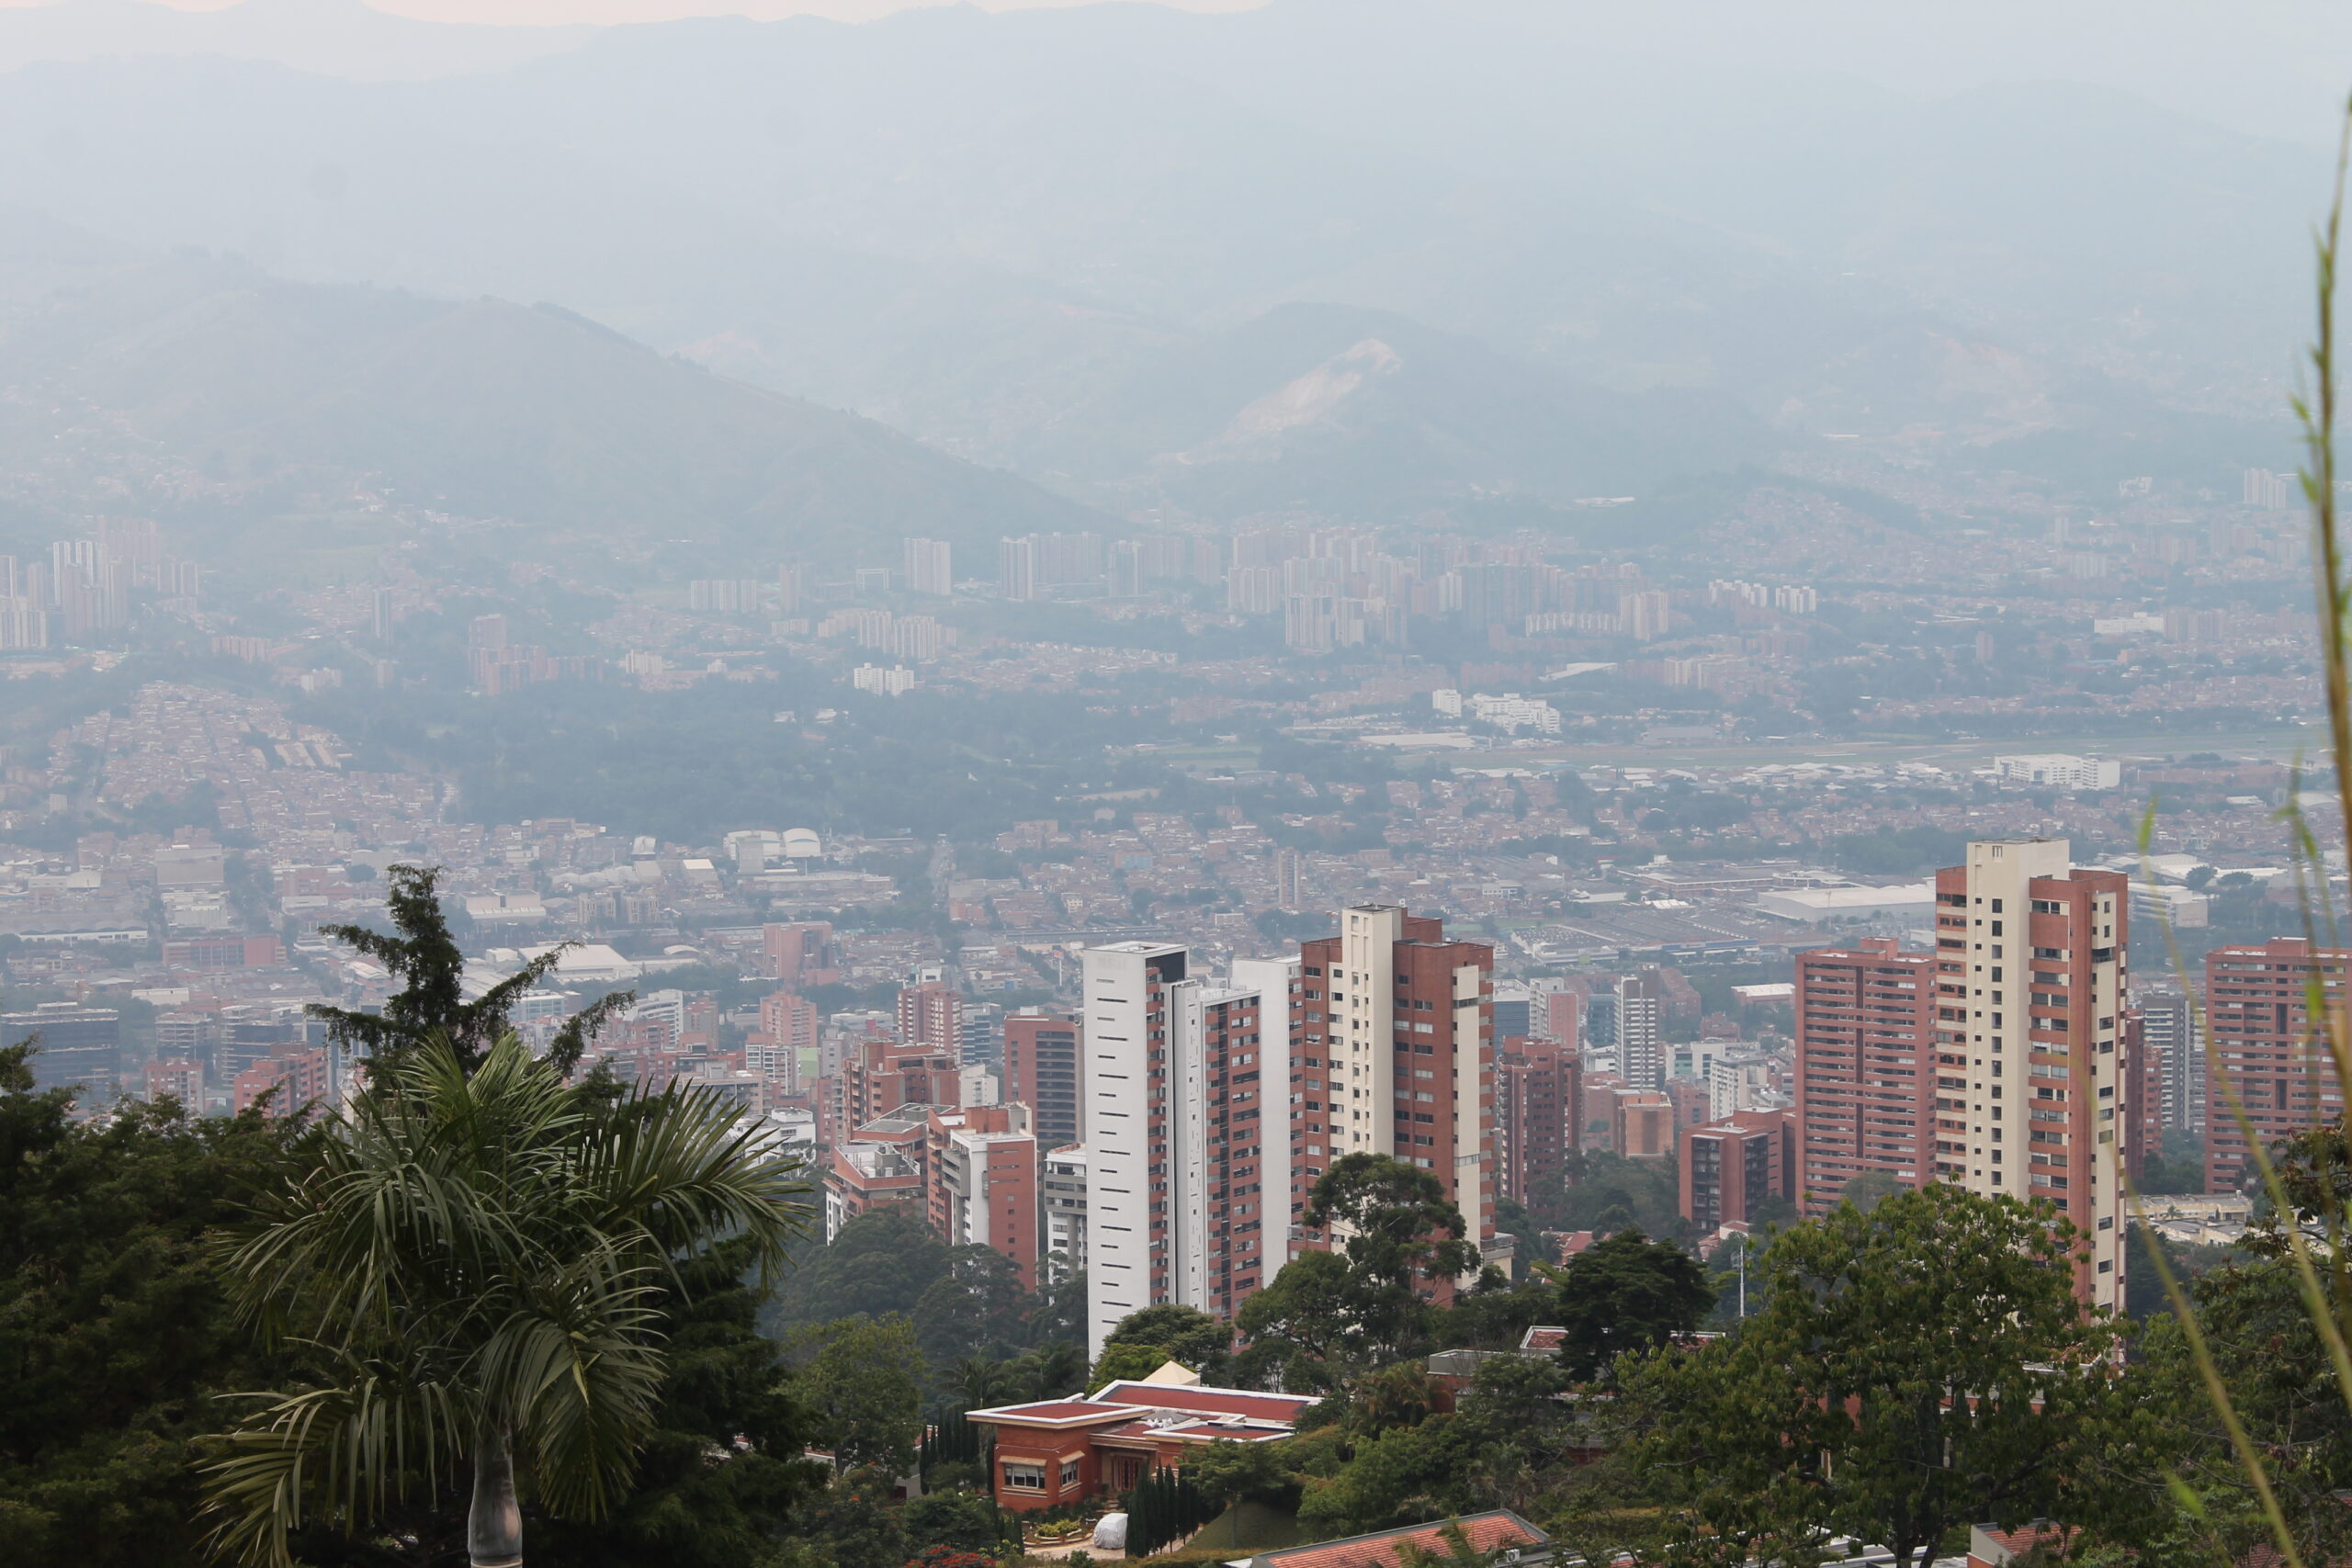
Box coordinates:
[967,1381,1319,1432]
[964,1399,1126,1426]
[1256,1511,1546,1568]
[1097,1382,1318,1421]
[1519,1326,1566,1352]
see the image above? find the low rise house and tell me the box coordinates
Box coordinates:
[965,1363,1317,1513]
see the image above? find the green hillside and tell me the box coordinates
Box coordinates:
[0,243,1106,566]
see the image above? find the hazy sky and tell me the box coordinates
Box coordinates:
[65,0,1267,22]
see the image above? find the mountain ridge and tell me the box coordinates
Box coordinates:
[0,239,1110,568]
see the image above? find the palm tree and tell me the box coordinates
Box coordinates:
[950,1355,1016,1414]
[1022,1339,1089,1402]
[199,1033,810,1568]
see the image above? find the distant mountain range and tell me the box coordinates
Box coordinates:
[0,231,1105,566]
[993,303,1770,519]
[0,0,2317,527]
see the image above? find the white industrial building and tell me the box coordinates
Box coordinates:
[1992,753,2120,791]
[1755,883,1935,924]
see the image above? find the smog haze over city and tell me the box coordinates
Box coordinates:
[6,5,2352,1567]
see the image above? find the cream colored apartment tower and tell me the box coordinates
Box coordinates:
[1935,839,2132,1313]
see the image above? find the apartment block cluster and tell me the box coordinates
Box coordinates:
[1600,839,2174,1318]
[785,904,1550,1359]
[1703,579,1818,615]
[13,993,341,1122]
[466,614,607,695]
[975,525,1769,657]
[0,521,203,650]
[1232,533,1686,654]
[803,844,2168,1371]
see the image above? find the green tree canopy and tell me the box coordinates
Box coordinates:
[1094,1303,1234,1387]
[1239,1161,1510,1387]
[1623,1185,2132,1568]
[788,1316,926,1477]
[309,864,631,1076]
[1544,1228,1713,1382]
[2127,1119,2352,1563]
[1550,1151,1685,1242]
[0,1043,304,1566]
[767,1207,956,1331]
[911,1245,1036,1370]
[1235,1249,1357,1389]
[1295,1416,1479,1540]
[796,1466,906,1568]
[901,1488,1002,1556]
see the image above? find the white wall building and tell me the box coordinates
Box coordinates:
[1757,883,1936,924]
[1043,1143,1090,1281]
[1992,753,2121,791]
[1080,942,1288,1360]
[1464,693,1562,734]
[1080,942,1186,1361]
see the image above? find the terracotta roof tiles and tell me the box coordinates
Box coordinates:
[1254,1511,1547,1568]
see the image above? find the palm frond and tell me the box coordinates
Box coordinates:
[203,1031,818,1562]
[201,1360,469,1568]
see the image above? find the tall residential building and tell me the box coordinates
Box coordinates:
[823,1109,931,1239]
[232,1046,333,1116]
[998,536,1041,602]
[2138,987,2206,1134]
[960,1000,1007,1066]
[1540,986,1583,1052]
[1005,1010,1083,1151]
[1934,839,2132,1310]
[928,1104,1040,1290]
[1496,1034,1580,1207]
[6,1003,122,1099]
[898,979,964,1055]
[1615,972,1664,1090]
[759,990,820,1055]
[1229,953,1300,1261]
[1492,983,1533,1043]
[1274,848,1305,911]
[1679,1108,1795,1232]
[1042,1144,1090,1280]
[144,1057,205,1108]
[904,537,955,596]
[1794,936,1937,1210]
[1611,1088,1673,1159]
[1290,907,1500,1282]
[2203,938,2346,1192]
[1080,943,1281,1359]
[763,922,841,987]
[838,1035,959,1134]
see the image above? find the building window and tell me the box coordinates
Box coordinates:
[1060,1459,1082,1488]
[1003,1462,1046,1492]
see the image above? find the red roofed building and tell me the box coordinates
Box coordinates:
[965,1366,1318,1512]
[1235,1511,1548,1568]
[1968,1521,2078,1566]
